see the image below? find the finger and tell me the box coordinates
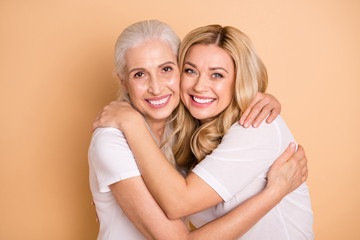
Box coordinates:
[240,105,254,126]
[265,100,281,123]
[239,92,263,125]
[243,97,271,128]
[291,145,304,161]
[302,169,309,182]
[266,110,278,123]
[92,108,106,131]
[253,104,272,128]
[92,119,100,132]
[92,117,106,131]
[301,165,308,176]
[272,142,296,167]
[296,146,307,166]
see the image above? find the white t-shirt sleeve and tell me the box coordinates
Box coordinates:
[88,127,141,193]
[192,121,283,202]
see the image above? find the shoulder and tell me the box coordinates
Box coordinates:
[91,127,126,143]
[208,116,292,161]
[88,128,140,192]
[90,127,128,150]
[89,127,133,161]
[222,116,284,148]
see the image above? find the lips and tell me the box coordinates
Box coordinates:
[146,94,171,106]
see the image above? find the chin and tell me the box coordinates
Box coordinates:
[190,111,216,122]
[190,113,207,121]
[150,111,172,121]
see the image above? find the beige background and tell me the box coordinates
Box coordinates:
[1,0,359,239]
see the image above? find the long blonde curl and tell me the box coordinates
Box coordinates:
[173,25,268,171]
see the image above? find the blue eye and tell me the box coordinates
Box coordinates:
[212,73,223,78]
[185,68,196,74]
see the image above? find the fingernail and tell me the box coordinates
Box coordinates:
[290,142,296,149]
[244,122,250,128]
[240,119,244,125]
[253,122,258,128]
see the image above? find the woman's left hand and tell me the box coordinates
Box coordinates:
[92,101,142,131]
[239,92,281,128]
[265,143,308,198]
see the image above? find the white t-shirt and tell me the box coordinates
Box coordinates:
[190,116,314,240]
[88,127,145,240]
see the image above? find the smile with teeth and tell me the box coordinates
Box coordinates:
[146,95,170,105]
[192,95,215,104]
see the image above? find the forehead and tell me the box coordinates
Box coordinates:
[125,39,177,69]
[185,44,234,70]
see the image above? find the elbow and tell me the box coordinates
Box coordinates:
[166,211,182,220]
[163,203,188,220]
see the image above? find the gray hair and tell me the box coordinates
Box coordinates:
[114,20,180,80]
[113,20,180,167]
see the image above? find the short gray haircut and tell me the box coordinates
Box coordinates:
[113,20,180,167]
[114,20,180,80]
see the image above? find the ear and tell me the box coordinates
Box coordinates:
[118,73,128,93]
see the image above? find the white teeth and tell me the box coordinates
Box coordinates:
[193,96,214,104]
[148,95,170,105]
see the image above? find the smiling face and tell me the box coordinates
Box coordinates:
[180,44,235,121]
[122,39,180,124]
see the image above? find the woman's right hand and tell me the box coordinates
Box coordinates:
[265,143,308,198]
[92,100,143,132]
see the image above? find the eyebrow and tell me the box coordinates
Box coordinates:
[159,61,176,68]
[128,61,176,75]
[184,62,228,73]
[128,67,145,75]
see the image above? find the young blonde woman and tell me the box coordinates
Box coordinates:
[90,20,308,239]
[93,23,313,239]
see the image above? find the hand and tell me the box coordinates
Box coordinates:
[265,143,308,198]
[92,101,142,131]
[239,92,281,128]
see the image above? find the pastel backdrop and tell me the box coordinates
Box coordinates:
[1,0,359,239]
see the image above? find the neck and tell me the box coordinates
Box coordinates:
[146,119,166,144]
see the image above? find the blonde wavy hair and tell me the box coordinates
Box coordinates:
[173,24,268,171]
[113,20,180,167]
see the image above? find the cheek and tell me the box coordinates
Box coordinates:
[165,72,180,89]
[215,81,234,102]
[128,83,147,99]
[180,76,191,92]
[169,77,180,91]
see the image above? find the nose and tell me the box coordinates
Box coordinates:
[193,74,208,93]
[148,74,164,95]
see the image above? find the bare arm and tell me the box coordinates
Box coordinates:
[119,117,306,219]
[92,102,307,239]
[118,116,222,218]
[109,176,189,240]
[108,143,306,240]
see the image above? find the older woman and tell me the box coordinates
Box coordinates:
[90,20,308,239]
